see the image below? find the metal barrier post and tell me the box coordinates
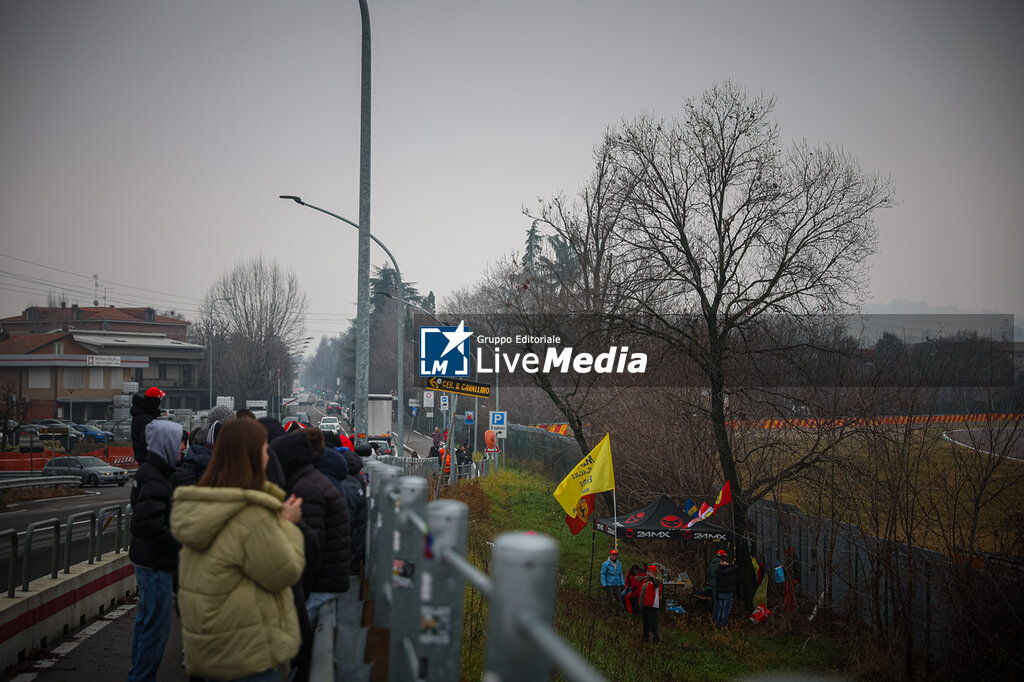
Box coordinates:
[422,500,469,682]
[22,518,60,591]
[64,511,97,572]
[388,475,429,680]
[1,529,17,598]
[364,460,384,592]
[371,464,402,627]
[484,532,560,681]
[95,505,125,560]
[122,504,133,552]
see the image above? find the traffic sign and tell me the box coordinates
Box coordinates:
[411,406,419,417]
[423,391,435,408]
[424,376,491,399]
[465,411,473,425]
[490,411,507,438]
[439,395,449,412]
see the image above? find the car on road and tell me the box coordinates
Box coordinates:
[369,439,393,456]
[326,402,342,415]
[318,417,341,434]
[42,456,130,487]
[291,412,312,426]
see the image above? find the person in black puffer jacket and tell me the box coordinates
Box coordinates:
[129,387,164,465]
[273,428,350,624]
[127,419,185,682]
[315,444,367,576]
[339,448,368,575]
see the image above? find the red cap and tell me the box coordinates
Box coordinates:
[717,549,728,556]
[609,549,619,555]
[647,564,658,573]
[145,386,165,399]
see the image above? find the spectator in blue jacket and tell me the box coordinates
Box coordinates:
[600,549,625,613]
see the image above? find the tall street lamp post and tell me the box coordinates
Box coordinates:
[356,0,373,454]
[208,297,233,409]
[279,195,404,459]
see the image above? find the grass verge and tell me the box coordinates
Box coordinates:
[445,469,852,681]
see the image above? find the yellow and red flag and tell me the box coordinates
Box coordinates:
[714,480,732,511]
[553,434,615,535]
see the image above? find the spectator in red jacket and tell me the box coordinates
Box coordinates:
[623,564,644,615]
[639,564,663,644]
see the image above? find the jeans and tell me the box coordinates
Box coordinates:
[127,565,174,682]
[305,592,338,625]
[713,591,734,628]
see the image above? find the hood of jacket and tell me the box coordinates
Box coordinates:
[339,448,362,476]
[273,429,316,479]
[145,420,184,468]
[172,482,285,551]
[181,442,213,469]
[314,448,349,483]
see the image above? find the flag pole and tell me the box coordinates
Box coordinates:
[586,519,598,659]
[612,487,618,551]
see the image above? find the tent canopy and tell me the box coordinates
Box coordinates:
[594,494,730,542]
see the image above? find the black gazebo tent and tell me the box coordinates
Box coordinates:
[594,494,730,543]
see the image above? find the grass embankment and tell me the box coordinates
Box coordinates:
[749,422,1024,556]
[445,470,849,681]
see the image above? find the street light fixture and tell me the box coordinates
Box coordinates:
[279,195,405,459]
[208,296,233,409]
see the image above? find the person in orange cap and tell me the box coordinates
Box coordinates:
[600,548,625,613]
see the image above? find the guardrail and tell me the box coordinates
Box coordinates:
[1,530,16,598]
[7,502,132,593]
[0,475,82,488]
[360,461,607,681]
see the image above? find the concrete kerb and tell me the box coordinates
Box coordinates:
[0,555,135,673]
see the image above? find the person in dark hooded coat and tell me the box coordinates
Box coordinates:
[339,448,367,575]
[130,387,164,465]
[127,419,185,682]
[273,428,351,622]
[314,446,366,576]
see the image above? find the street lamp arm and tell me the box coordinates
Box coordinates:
[376,292,443,326]
[279,195,398,275]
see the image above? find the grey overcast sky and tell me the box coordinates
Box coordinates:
[1,0,1021,342]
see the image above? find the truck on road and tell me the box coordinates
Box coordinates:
[366,394,394,446]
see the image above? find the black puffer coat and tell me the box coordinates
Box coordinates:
[339,449,368,574]
[129,393,161,465]
[274,430,350,594]
[129,421,182,572]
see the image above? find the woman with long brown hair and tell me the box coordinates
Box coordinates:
[171,418,305,682]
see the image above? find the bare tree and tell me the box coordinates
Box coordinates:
[608,80,895,611]
[201,256,309,406]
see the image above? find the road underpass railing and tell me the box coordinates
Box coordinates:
[361,461,607,682]
[10,502,133,593]
[1,530,17,598]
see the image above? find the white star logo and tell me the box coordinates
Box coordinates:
[439,320,472,358]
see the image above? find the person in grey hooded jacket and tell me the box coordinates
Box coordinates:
[128,419,186,682]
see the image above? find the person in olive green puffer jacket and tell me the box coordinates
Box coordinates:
[171,418,306,682]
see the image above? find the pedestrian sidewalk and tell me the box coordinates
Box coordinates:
[1,598,187,682]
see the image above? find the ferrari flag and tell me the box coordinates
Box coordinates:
[554,434,615,533]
